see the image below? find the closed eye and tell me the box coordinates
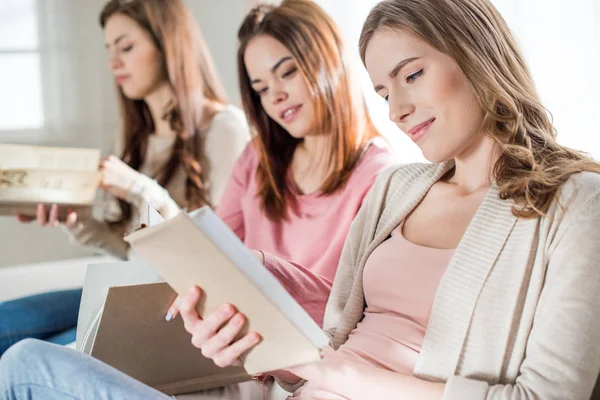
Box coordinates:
[282,66,298,79]
[255,87,268,96]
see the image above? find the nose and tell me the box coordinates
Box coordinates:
[270,81,288,106]
[388,92,414,124]
[108,52,123,71]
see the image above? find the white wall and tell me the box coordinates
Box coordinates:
[0,0,119,267]
[0,0,248,267]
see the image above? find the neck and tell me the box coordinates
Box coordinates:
[449,134,499,193]
[144,82,174,137]
[297,133,334,172]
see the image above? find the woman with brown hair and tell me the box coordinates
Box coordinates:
[0,1,397,399]
[170,0,600,399]
[0,0,249,356]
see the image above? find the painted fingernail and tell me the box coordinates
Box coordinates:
[165,312,173,322]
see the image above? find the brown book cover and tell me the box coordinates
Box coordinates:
[92,282,250,395]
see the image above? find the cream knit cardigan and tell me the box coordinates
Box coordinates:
[284,161,600,400]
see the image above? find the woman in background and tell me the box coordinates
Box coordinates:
[0,0,250,355]
[0,1,397,399]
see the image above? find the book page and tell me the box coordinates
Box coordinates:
[0,144,100,171]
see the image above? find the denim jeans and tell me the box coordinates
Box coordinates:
[0,289,82,356]
[0,339,170,399]
[0,340,274,400]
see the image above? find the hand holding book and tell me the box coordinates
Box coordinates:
[164,250,265,368]
[16,204,78,227]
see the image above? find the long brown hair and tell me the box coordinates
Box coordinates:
[237,0,380,221]
[360,0,600,218]
[100,0,228,223]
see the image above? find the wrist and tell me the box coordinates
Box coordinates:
[127,174,168,211]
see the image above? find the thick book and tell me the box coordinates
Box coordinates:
[76,261,250,395]
[0,144,101,216]
[124,206,329,375]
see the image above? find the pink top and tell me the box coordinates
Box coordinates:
[216,139,396,326]
[292,222,454,399]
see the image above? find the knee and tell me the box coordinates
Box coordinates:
[1,339,51,372]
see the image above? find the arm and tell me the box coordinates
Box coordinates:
[456,191,600,400]
[204,109,251,207]
[62,214,129,260]
[261,252,332,327]
[215,143,256,241]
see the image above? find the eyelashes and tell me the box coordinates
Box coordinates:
[406,69,423,83]
[253,66,299,96]
[382,69,424,102]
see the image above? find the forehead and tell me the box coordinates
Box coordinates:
[104,13,144,42]
[244,35,294,77]
[364,28,432,74]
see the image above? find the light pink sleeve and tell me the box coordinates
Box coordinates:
[215,142,257,242]
[261,251,333,328]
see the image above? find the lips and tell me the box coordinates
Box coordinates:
[279,104,302,123]
[115,75,130,84]
[407,118,435,142]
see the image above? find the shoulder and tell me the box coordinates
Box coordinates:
[552,171,600,219]
[376,161,442,194]
[206,105,250,140]
[351,138,400,178]
[230,139,261,176]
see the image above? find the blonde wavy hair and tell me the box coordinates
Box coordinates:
[359,0,600,218]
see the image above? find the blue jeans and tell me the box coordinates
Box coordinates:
[0,339,170,399]
[0,340,272,399]
[0,289,82,356]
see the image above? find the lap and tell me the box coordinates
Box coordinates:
[0,339,169,400]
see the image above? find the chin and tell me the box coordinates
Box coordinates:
[420,146,455,164]
[283,124,312,140]
[120,85,151,101]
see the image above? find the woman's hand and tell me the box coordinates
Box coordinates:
[100,155,141,201]
[173,286,261,368]
[16,204,77,227]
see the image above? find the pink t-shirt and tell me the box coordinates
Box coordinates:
[292,221,454,399]
[216,139,396,326]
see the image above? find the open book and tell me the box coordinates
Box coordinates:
[124,207,329,374]
[0,144,101,216]
[77,205,328,395]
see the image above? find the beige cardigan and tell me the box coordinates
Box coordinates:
[283,161,600,399]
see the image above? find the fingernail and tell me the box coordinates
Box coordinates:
[232,313,243,324]
[165,312,173,322]
[221,305,233,316]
